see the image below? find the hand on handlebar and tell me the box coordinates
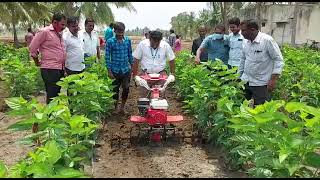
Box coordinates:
[159,74,175,92]
[134,76,150,90]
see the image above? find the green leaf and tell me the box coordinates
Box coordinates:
[52,167,88,178]
[253,112,275,124]
[228,124,256,132]
[249,167,273,177]
[35,113,44,120]
[8,118,46,131]
[229,135,254,142]
[304,152,320,168]
[237,149,254,157]
[290,138,304,148]
[272,158,283,169]
[0,161,7,178]
[26,163,54,178]
[305,117,319,128]
[44,141,62,164]
[287,163,300,176]
[285,102,304,112]
[279,151,289,164]
[17,131,48,144]
[4,96,27,110]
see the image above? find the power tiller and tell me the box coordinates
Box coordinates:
[110,73,204,148]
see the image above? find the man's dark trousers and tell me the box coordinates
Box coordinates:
[40,68,64,104]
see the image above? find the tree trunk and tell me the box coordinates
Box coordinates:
[223,2,228,32]
[43,19,46,27]
[291,3,299,45]
[11,9,19,48]
[12,23,18,48]
[256,2,262,31]
[220,2,227,33]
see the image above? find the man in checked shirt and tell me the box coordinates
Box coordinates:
[105,22,133,114]
[239,19,284,106]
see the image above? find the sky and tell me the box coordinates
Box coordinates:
[109,2,209,31]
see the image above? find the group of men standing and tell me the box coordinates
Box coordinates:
[28,13,100,104]
[27,12,284,115]
[191,17,284,106]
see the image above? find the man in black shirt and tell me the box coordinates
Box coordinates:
[191,25,208,62]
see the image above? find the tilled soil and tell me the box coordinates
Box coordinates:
[91,82,246,178]
[0,39,246,177]
[0,112,32,167]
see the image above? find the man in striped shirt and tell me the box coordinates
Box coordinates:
[105,22,133,113]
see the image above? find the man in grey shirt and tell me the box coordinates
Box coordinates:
[168,29,176,48]
[239,20,284,106]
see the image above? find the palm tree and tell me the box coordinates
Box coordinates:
[0,2,51,47]
[52,2,136,25]
[206,2,245,31]
[187,12,196,39]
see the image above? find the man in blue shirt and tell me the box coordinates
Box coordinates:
[105,22,133,113]
[104,23,114,42]
[228,17,244,69]
[195,24,229,65]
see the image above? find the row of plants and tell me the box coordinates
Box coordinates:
[174,50,320,177]
[274,45,320,107]
[0,58,114,177]
[0,43,44,99]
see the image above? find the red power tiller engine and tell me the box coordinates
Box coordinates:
[129,73,183,143]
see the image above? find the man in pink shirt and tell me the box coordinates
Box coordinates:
[25,28,34,47]
[29,13,67,104]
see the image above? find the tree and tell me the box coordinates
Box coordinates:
[220,2,228,32]
[52,2,136,26]
[256,2,262,30]
[187,12,196,39]
[170,12,196,40]
[0,2,51,47]
[208,2,246,30]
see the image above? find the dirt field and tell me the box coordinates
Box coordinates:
[0,83,246,178]
[89,82,246,178]
[0,35,245,178]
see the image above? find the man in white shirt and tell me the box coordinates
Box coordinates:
[81,18,101,67]
[132,30,176,98]
[239,19,284,106]
[63,16,85,75]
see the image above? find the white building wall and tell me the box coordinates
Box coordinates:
[240,4,320,45]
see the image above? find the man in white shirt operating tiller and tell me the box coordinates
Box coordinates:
[132,30,176,98]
